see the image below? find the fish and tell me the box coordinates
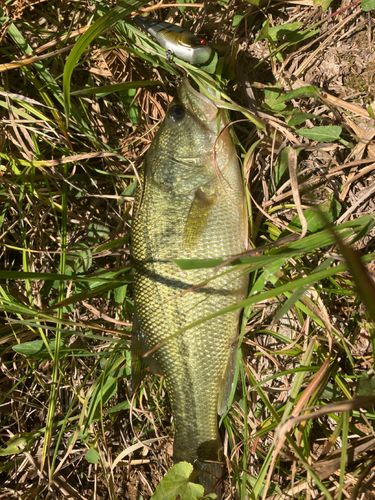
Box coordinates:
[133,16,213,65]
[131,78,249,497]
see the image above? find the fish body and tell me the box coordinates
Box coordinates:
[133,16,212,65]
[131,79,248,496]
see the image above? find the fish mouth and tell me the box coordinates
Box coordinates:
[179,78,218,123]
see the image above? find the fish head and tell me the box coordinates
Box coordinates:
[151,78,232,168]
[146,78,239,205]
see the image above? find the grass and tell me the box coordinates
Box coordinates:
[1,0,375,499]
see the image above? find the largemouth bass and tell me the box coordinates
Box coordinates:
[131,79,249,497]
[133,16,212,65]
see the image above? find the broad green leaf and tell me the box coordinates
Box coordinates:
[298,125,342,142]
[288,112,317,128]
[362,0,375,12]
[107,400,131,413]
[356,375,375,396]
[255,19,270,42]
[264,87,286,112]
[255,21,318,47]
[12,339,70,360]
[121,181,137,197]
[245,0,268,5]
[13,339,48,356]
[151,462,216,500]
[275,86,317,104]
[87,224,111,245]
[286,196,341,234]
[0,434,34,456]
[65,242,92,274]
[267,22,303,42]
[232,9,244,28]
[85,448,100,464]
[114,284,128,308]
[315,0,336,11]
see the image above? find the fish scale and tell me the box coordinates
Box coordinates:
[131,79,249,497]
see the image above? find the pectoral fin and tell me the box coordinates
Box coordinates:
[183,189,217,251]
[131,312,163,392]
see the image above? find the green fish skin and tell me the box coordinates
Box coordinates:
[133,16,212,65]
[131,79,249,497]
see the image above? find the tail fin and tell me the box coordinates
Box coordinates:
[196,460,222,499]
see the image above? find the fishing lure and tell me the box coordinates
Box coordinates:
[133,16,213,66]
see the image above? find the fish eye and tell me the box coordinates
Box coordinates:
[168,104,186,123]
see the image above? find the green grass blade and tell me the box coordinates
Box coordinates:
[173,253,375,337]
[70,80,158,97]
[63,0,150,126]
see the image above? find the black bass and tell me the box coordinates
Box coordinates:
[133,16,212,65]
[131,79,249,497]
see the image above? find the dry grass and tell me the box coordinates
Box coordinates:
[1,0,375,499]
